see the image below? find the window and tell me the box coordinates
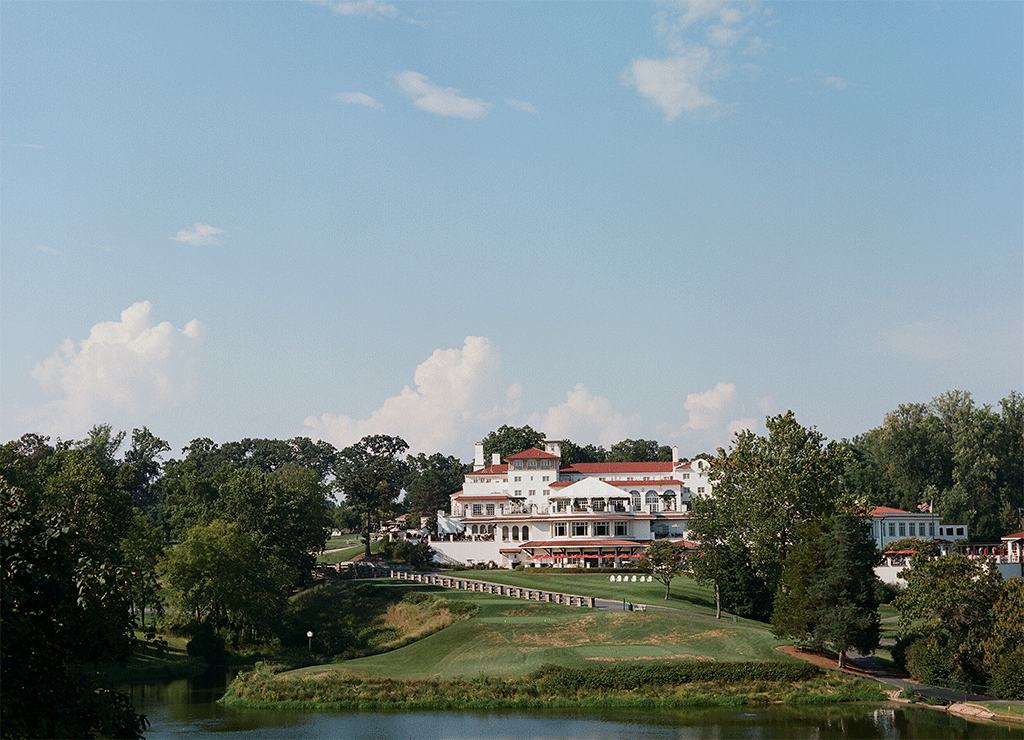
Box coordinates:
[522,525,529,540]
[572,521,588,537]
[555,500,567,513]
[682,473,690,479]
[541,459,551,468]
[554,523,567,537]
[542,475,549,482]
[486,503,495,515]
[956,527,964,536]
[899,522,906,537]
[929,522,935,537]
[472,504,483,516]
[631,491,641,510]
[889,522,896,537]
[513,460,523,468]
[697,487,705,494]
[615,521,628,537]
[512,526,519,540]
[502,526,509,540]
[909,523,916,537]
[514,476,521,482]
[527,459,537,468]
[592,499,605,512]
[593,522,610,536]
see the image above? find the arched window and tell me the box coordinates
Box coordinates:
[472,524,479,534]
[521,525,529,541]
[646,491,658,512]
[502,526,509,540]
[512,526,520,541]
[631,491,641,510]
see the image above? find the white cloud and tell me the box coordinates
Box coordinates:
[25,301,204,438]
[171,223,224,246]
[311,0,398,19]
[682,381,737,431]
[626,1,766,123]
[505,98,538,114]
[528,383,642,448]
[303,336,519,455]
[334,92,384,110]
[34,244,63,255]
[623,48,720,122]
[395,71,492,120]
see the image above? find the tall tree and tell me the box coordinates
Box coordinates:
[894,552,1004,682]
[704,411,852,600]
[334,435,409,557]
[404,452,468,518]
[161,519,282,642]
[1,486,146,739]
[772,515,881,668]
[481,424,545,461]
[559,439,609,464]
[123,426,170,517]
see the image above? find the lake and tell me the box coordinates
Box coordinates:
[127,669,1019,739]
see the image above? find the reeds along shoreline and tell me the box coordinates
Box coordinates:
[221,661,886,710]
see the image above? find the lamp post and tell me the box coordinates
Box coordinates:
[307,630,313,654]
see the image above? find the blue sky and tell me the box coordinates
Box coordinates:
[2,1,1021,460]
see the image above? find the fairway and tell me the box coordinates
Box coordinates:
[439,569,761,624]
[289,581,792,681]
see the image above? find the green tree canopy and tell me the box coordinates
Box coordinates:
[607,438,672,463]
[772,515,881,668]
[1,486,146,739]
[639,541,687,600]
[335,435,409,557]
[481,424,545,462]
[703,411,852,601]
[404,452,468,517]
[161,519,283,642]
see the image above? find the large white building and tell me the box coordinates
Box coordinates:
[432,440,711,568]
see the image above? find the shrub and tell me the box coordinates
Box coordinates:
[903,635,956,686]
[186,622,229,664]
[990,649,1024,700]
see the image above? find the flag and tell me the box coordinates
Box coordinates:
[917,501,932,513]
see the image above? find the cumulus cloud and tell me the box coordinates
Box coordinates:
[624,0,766,123]
[303,336,520,454]
[528,383,642,448]
[660,381,770,453]
[682,381,737,431]
[171,223,223,246]
[25,301,204,438]
[395,71,492,120]
[334,92,384,109]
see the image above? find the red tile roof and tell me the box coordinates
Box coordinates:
[467,464,509,476]
[549,479,685,489]
[869,506,912,516]
[506,447,561,461]
[562,462,675,475]
[518,539,644,548]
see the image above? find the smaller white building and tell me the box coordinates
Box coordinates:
[869,506,970,585]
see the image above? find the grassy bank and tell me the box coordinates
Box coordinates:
[222,660,884,710]
[103,633,208,684]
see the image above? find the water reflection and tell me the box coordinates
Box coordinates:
[127,670,1018,740]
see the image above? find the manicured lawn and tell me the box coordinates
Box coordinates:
[317,538,384,564]
[288,582,791,681]
[439,569,763,625]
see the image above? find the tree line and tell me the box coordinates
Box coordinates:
[2,389,1021,735]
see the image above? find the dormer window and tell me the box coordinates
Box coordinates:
[541,459,551,468]
[513,460,524,469]
[527,459,537,469]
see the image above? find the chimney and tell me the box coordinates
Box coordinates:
[672,446,679,465]
[474,443,485,471]
[492,452,501,466]
[544,439,563,459]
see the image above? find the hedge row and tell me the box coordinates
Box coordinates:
[531,661,821,692]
